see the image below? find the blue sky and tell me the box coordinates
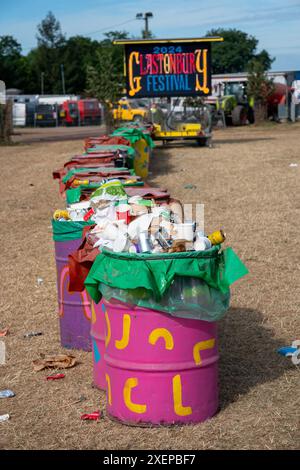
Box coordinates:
[1,0,300,71]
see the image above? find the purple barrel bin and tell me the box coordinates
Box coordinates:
[53,235,92,351]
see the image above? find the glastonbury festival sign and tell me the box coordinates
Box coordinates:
[123,40,214,98]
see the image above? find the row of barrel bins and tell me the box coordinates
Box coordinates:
[53,141,219,427]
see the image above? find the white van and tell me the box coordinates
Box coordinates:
[13,102,26,127]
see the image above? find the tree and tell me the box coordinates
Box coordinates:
[254,50,274,71]
[0,99,13,144]
[36,11,65,48]
[101,31,129,84]
[28,11,66,94]
[85,31,128,131]
[247,59,274,122]
[102,31,129,43]
[206,28,274,74]
[61,36,101,94]
[0,35,27,90]
[86,47,124,132]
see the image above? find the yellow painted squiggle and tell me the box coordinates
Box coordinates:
[123,378,147,414]
[115,314,131,349]
[193,338,215,365]
[148,328,174,350]
[173,374,192,416]
[105,312,111,347]
[106,374,112,406]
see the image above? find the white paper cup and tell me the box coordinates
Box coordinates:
[173,223,194,241]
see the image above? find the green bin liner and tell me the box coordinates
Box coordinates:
[86,144,136,156]
[51,219,94,242]
[112,128,155,149]
[84,246,248,321]
[66,188,82,205]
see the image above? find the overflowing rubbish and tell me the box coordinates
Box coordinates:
[33,354,76,371]
[52,140,248,322]
[0,390,15,398]
[80,410,102,421]
[54,179,228,257]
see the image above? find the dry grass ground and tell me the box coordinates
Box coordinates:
[0,123,299,450]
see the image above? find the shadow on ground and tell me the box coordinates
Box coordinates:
[218,306,289,408]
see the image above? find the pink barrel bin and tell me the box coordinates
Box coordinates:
[103,298,219,426]
[90,300,106,390]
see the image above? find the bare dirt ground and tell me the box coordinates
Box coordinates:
[0,123,299,450]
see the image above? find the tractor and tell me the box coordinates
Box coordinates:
[215,81,255,126]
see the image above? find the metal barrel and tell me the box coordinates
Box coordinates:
[90,299,106,390]
[54,238,92,351]
[103,298,219,426]
[132,137,151,179]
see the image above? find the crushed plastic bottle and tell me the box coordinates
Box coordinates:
[0,390,15,398]
[0,414,10,422]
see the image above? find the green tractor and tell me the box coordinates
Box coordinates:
[216,82,255,126]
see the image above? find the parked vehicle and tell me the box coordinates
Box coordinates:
[213,82,255,126]
[25,101,37,127]
[34,103,57,127]
[38,95,79,106]
[112,98,148,122]
[207,72,298,125]
[59,98,101,126]
[78,99,101,125]
[150,102,212,147]
[59,100,79,126]
[12,102,26,127]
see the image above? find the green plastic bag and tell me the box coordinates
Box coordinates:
[66,187,81,205]
[86,144,136,156]
[84,247,248,320]
[99,278,230,321]
[112,128,155,149]
[51,219,93,242]
[90,179,127,200]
